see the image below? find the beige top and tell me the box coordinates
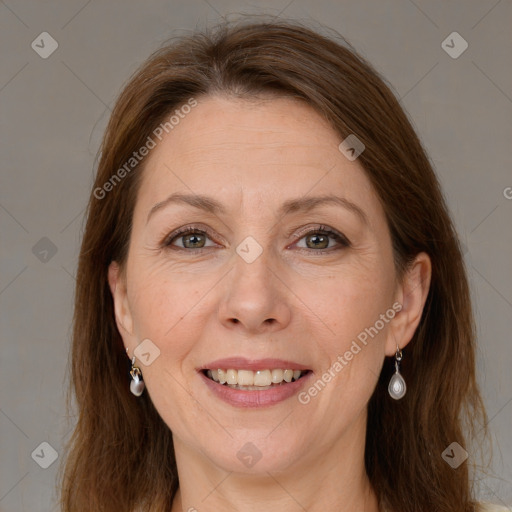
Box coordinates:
[385,503,510,512]
[140,501,511,511]
[381,504,509,512]
[478,503,511,512]
[384,504,510,512]
[161,502,510,511]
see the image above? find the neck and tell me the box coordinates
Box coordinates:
[170,410,379,512]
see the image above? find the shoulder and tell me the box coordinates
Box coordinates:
[478,502,511,512]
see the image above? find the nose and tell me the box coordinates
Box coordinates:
[218,249,292,335]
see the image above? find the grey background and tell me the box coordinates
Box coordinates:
[0,1,511,510]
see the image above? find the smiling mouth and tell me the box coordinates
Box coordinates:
[202,368,311,390]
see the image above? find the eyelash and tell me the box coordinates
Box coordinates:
[162,224,350,254]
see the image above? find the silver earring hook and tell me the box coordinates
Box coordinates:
[394,345,402,373]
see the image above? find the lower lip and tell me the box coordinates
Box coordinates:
[199,371,313,408]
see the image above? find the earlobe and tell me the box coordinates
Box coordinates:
[107,261,134,337]
[386,252,432,356]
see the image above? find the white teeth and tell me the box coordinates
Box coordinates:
[237,370,254,386]
[226,369,237,385]
[227,384,274,390]
[253,370,272,386]
[271,369,284,383]
[206,368,307,387]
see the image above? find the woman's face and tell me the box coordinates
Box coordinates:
[110,95,412,475]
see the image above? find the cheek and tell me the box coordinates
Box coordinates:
[127,257,214,339]
[294,259,394,341]
[126,275,201,407]
[293,261,395,403]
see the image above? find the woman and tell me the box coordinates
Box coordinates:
[60,20,506,512]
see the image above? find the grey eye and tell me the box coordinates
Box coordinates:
[166,229,216,249]
[181,233,206,248]
[305,233,330,249]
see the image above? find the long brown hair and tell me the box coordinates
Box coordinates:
[60,19,488,511]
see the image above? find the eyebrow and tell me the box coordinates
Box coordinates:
[146,192,369,226]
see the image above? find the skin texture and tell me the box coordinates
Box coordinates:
[108,95,431,512]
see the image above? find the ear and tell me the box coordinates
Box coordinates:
[385,252,432,356]
[108,261,136,351]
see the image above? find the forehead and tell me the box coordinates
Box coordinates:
[134,95,381,222]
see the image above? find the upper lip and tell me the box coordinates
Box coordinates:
[198,357,311,371]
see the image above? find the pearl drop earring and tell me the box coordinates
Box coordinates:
[388,346,406,400]
[127,348,145,397]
